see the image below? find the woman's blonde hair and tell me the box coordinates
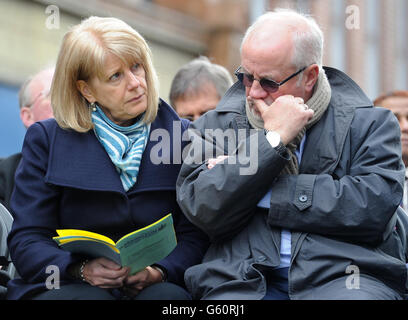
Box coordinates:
[51,16,159,132]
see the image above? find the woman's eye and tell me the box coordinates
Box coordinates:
[109,72,121,81]
[132,63,140,72]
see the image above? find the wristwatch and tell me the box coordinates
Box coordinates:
[264,130,287,155]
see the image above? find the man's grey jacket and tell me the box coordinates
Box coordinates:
[176,67,408,300]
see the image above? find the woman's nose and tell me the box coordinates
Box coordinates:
[126,70,140,89]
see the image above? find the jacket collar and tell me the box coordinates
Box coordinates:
[216,81,247,114]
[324,66,372,109]
[45,100,182,195]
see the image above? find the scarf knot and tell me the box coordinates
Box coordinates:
[92,105,150,191]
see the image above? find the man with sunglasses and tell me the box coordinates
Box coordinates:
[177,9,407,300]
[0,68,54,212]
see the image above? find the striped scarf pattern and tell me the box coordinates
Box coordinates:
[92,105,150,191]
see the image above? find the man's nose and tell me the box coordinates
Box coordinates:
[247,80,268,100]
[399,116,408,132]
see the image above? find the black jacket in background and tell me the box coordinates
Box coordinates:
[0,152,21,212]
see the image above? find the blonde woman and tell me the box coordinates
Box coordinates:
[7,16,208,300]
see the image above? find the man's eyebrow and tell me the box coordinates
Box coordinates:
[241,67,278,80]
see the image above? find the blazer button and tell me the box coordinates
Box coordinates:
[299,194,308,202]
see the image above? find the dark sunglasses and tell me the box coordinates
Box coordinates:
[234,66,307,93]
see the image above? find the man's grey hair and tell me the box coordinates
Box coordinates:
[18,67,55,109]
[18,75,34,109]
[169,56,233,107]
[241,8,324,71]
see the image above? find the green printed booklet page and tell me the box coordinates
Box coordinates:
[53,213,176,274]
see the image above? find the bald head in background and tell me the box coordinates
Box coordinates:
[0,67,55,211]
[19,67,54,128]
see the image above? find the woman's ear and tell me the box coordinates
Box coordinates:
[76,80,95,103]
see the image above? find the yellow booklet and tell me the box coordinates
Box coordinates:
[53,213,176,274]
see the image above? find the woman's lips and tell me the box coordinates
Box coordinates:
[127,93,144,103]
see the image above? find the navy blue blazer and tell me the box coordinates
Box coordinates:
[7,101,209,300]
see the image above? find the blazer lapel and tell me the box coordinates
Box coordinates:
[45,127,125,193]
[129,102,182,194]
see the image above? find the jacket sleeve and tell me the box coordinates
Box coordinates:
[155,117,211,286]
[7,122,79,283]
[155,204,209,286]
[176,116,290,242]
[268,107,405,245]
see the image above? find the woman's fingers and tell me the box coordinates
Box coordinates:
[83,258,129,288]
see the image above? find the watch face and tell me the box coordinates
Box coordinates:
[266,131,280,148]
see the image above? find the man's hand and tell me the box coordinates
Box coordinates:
[249,95,314,145]
[207,155,229,169]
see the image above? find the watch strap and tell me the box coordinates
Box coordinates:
[264,129,287,155]
[273,141,287,156]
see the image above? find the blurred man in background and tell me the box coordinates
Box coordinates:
[374,91,408,166]
[169,56,233,121]
[374,91,408,211]
[0,67,54,211]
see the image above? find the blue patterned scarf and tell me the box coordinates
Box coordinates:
[91,105,150,191]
